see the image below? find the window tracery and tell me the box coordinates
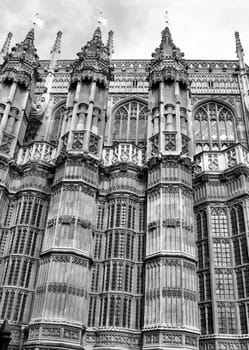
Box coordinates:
[50,104,66,144]
[194,102,236,153]
[113,100,147,143]
[211,208,229,237]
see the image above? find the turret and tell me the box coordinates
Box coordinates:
[27,27,114,350]
[147,22,192,158]
[144,19,199,350]
[59,26,113,158]
[0,28,40,158]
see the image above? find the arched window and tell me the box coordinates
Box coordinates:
[230,205,246,235]
[196,210,208,240]
[113,100,147,143]
[211,208,229,237]
[50,103,66,144]
[194,101,236,153]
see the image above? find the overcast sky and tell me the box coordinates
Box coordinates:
[0,0,249,61]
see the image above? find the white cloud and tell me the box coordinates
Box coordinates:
[0,0,248,61]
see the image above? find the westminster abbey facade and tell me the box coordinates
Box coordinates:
[0,21,249,350]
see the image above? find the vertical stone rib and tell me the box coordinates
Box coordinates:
[145,22,199,350]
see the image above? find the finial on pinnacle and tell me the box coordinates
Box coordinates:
[31,12,45,29]
[23,28,35,47]
[235,31,243,53]
[107,30,114,58]
[0,32,12,57]
[164,11,170,27]
[51,31,63,54]
[95,11,108,27]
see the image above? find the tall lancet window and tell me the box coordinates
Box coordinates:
[113,100,147,144]
[50,103,66,144]
[193,101,236,154]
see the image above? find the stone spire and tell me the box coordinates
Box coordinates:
[107,30,114,58]
[51,30,62,54]
[92,26,102,43]
[78,27,108,61]
[152,23,184,61]
[32,31,63,130]
[0,28,40,87]
[71,26,114,87]
[23,27,35,47]
[235,31,245,69]
[148,21,188,87]
[49,30,63,70]
[0,32,12,61]
[235,31,249,112]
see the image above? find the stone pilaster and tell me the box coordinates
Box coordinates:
[144,23,199,350]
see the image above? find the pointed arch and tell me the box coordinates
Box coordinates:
[50,100,66,144]
[193,99,237,153]
[111,96,148,144]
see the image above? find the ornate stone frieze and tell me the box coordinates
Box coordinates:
[143,331,198,347]
[72,256,88,266]
[30,324,82,342]
[103,143,146,167]
[52,254,71,262]
[86,331,141,348]
[47,282,87,297]
[162,218,181,227]
[62,183,79,191]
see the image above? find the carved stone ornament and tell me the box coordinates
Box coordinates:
[0,134,13,154]
[165,132,176,151]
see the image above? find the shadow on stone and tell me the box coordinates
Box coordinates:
[0,319,11,350]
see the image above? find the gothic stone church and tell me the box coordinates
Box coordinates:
[0,22,248,350]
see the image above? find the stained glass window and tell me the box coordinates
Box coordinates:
[50,104,66,143]
[194,102,236,153]
[211,208,229,237]
[217,303,236,334]
[236,270,244,298]
[213,241,231,267]
[217,305,227,333]
[239,304,248,334]
[113,100,147,142]
[231,204,249,267]
[215,271,234,299]
[196,210,208,240]
[230,205,245,235]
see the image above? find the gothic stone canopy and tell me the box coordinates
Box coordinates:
[147,25,189,87]
[70,27,114,87]
[0,28,40,87]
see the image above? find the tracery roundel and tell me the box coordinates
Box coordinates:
[113,100,147,143]
[193,101,236,154]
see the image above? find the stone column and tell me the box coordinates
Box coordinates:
[84,80,96,151]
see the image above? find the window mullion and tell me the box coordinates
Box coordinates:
[207,103,212,149]
[136,102,139,144]
[126,103,130,141]
[216,105,221,150]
